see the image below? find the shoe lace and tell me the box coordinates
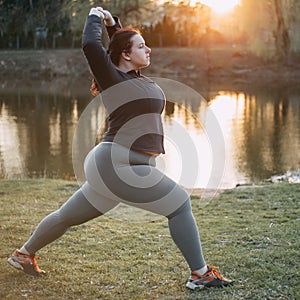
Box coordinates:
[19,251,42,270]
[209,265,226,281]
[30,255,44,272]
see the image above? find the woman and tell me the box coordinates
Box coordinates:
[8,7,233,290]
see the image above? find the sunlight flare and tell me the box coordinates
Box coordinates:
[191,0,240,14]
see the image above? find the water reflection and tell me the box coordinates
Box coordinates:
[0,91,90,179]
[0,82,299,188]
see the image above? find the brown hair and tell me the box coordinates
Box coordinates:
[90,27,140,96]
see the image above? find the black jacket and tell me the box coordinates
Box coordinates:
[82,15,165,154]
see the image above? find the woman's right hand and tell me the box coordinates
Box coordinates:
[89,7,105,19]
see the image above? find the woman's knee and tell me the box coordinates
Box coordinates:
[166,199,192,220]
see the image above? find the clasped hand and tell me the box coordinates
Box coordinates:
[89,7,115,26]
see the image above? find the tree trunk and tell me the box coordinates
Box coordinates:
[52,35,56,49]
[16,34,20,49]
[71,33,75,48]
[273,0,290,63]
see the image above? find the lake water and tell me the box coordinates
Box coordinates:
[0,78,299,189]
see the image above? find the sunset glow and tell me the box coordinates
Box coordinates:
[191,0,240,14]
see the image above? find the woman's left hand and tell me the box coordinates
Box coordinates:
[97,7,115,26]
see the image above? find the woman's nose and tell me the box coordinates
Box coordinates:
[146,46,151,53]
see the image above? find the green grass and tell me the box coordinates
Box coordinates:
[0,179,299,299]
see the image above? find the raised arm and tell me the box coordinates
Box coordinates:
[82,8,122,91]
[100,8,121,39]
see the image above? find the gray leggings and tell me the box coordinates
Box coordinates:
[24,143,206,271]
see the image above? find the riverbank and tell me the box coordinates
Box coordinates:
[1,179,299,299]
[0,47,299,91]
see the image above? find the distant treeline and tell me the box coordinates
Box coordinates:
[1,0,299,62]
[0,15,228,49]
[0,1,213,49]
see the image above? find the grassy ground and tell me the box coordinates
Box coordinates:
[0,179,299,299]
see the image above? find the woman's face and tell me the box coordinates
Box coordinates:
[127,34,151,69]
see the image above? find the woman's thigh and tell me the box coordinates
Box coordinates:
[84,143,189,217]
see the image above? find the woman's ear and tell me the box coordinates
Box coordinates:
[121,51,131,61]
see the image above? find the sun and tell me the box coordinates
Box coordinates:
[191,0,240,15]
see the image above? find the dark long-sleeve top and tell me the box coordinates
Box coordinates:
[82,15,165,154]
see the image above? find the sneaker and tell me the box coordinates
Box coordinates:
[186,265,233,290]
[8,249,46,276]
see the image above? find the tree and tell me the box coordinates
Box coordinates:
[0,1,8,46]
[273,0,290,62]
[61,0,92,48]
[281,0,300,53]
[238,0,299,62]
[106,0,159,26]
[1,0,25,48]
